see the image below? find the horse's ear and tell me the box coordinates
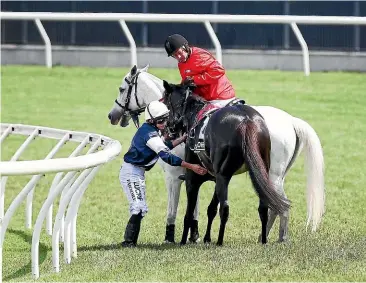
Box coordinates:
[130,65,137,76]
[140,64,149,72]
[163,80,173,93]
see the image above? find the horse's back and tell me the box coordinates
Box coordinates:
[206,104,268,143]
[209,104,265,126]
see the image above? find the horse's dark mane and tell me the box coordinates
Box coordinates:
[164,85,207,132]
[189,93,207,105]
[181,92,206,130]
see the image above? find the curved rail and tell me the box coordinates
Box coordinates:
[0,123,121,279]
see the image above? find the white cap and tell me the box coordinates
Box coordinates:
[145,101,170,121]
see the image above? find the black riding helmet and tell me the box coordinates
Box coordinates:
[164,34,190,57]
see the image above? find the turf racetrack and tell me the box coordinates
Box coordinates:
[2,66,366,281]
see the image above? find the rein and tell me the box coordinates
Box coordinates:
[166,89,206,134]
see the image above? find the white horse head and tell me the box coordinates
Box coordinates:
[108,64,164,127]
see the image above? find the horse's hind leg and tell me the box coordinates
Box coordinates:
[203,191,219,243]
[258,200,269,244]
[260,127,297,242]
[215,174,230,246]
[277,178,289,242]
[267,171,290,242]
[257,209,277,243]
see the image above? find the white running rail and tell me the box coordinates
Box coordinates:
[1,12,366,75]
[0,123,121,279]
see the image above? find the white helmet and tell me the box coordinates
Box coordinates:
[145,101,170,121]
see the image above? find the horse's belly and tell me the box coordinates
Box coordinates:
[234,164,248,175]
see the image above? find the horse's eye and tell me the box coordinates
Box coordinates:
[119,87,124,93]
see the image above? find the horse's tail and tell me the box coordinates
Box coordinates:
[292,117,325,232]
[237,120,291,214]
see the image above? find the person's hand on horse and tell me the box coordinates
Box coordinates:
[171,133,188,147]
[182,77,196,88]
[190,164,207,175]
[181,133,188,142]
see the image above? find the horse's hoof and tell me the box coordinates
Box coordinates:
[257,235,262,243]
[121,241,136,248]
[189,236,200,244]
[203,236,211,243]
[163,240,175,244]
[216,241,223,246]
[189,220,200,243]
[180,241,187,246]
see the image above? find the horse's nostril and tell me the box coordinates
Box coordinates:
[108,113,112,120]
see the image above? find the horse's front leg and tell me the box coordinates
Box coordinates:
[203,191,219,243]
[180,171,205,245]
[216,174,230,246]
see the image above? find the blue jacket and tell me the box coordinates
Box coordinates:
[124,123,183,170]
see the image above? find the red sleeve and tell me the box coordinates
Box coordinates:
[191,52,225,86]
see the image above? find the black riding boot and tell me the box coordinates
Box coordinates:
[164,224,175,243]
[189,220,200,243]
[121,212,143,247]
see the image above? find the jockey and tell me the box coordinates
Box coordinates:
[119,100,207,247]
[164,34,237,108]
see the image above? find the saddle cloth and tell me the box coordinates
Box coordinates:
[189,98,245,153]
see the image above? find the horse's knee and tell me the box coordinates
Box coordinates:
[219,201,229,221]
[207,203,218,219]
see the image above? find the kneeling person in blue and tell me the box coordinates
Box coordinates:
[119,101,207,247]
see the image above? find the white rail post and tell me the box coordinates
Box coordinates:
[1,128,39,221]
[204,20,222,65]
[34,18,52,68]
[290,22,310,76]
[64,166,101,264]
[25,133,70,229]
[32,171,77,279]
[46,136,89,236]
[0,124,13,144]
[119,20,137,67]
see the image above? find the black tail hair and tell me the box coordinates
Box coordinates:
[237,120,291,214]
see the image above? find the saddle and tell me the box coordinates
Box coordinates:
[189,98,245,153]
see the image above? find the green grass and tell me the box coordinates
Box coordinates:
[1,66,366,282]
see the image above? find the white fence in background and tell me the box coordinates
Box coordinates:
[1,12,366,75]
[0,123,121,279]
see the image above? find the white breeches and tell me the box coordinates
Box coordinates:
[119,162,148,216]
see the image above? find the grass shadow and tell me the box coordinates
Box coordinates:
[3,229,49,281]
[78,242,183,252]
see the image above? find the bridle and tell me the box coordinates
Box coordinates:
[165,88,191,134]
[114,71,146,128]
